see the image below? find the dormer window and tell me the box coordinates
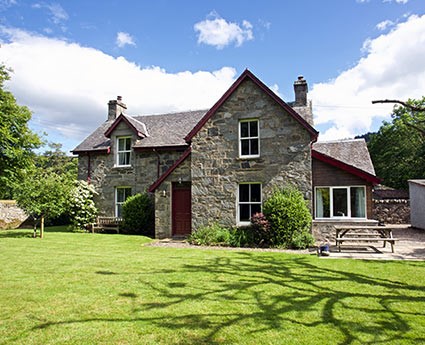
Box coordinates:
[239,119,259,158]
[116,136,132,167]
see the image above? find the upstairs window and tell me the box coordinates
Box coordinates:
[115,187,132,217]
[239,120,259,158]
[116,137,132,167]
[238,183,262,224]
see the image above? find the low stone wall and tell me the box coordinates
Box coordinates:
[372,199,410,224]
[0,200,28,229]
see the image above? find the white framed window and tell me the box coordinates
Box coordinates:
[115,187,132,217]
[315,186,366,219]
[239,119,260,158]
[238,183,262,224]
[116,136,132,167]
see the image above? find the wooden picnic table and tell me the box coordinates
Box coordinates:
[334,225,398,253]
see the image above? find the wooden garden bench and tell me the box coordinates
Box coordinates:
[90,216,122,234]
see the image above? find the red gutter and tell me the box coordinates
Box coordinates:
[148,147,191,193]
[312,150,381,185]
[185,69,319,143]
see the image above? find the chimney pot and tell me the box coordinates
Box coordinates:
[117,96,122,101]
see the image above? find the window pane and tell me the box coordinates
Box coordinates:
[118,138,125,151]
[117,204,123,217]
[239,184,250,202]
[316,188,330,218]
[251,184,261,202]
[241,139,250,156]
[333,188,348,217]
[117,188,125,202]
[240,204,250,222]
[240,122,249,138]
[125,138,131,150]
[250,139,259,155]
[250,121,258,137]
[251,204,261,216]
[351,187,366,218]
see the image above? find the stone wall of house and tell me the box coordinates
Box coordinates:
[372,199,410,224]
[0,200,28,229]
[191,78,313,231]
[77,123,184,216]
[154,155,191,238]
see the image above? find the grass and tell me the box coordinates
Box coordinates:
[1,226,425,344]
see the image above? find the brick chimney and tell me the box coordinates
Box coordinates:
[294,76,308,106]
[108,96,127,121]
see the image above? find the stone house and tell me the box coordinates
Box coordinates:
[72,69,380,239]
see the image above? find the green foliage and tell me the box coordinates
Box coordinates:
[35,142,78,180]
[228,226,256,247]
[188,223,232,246]
[68,180,98,230]
[263,187,313,248]
[15,169,72,219]
[0,65,42,198]
[368,97,425,189]
[121,193,154,236]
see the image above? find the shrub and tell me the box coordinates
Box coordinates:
[121,193,154,237]
[68,180,98,230]
[229,226,255,247]
[188,223,232,246]
[263,187,313,248]
[250,212,271,247]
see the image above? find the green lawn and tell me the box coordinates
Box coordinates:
[1,227,425,345]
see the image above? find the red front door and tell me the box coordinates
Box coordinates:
[172,183,192,236]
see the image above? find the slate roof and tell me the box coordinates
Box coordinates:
[312,139,376,176]
[72,110,207,153]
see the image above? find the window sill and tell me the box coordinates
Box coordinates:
[236,156,261,161]
[113,165,133,170]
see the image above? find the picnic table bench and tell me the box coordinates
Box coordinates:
[335,225,399,253]
[90,216,122,234]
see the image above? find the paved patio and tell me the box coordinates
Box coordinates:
[324,225,425,260]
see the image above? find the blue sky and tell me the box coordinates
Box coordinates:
[1,0,425,153]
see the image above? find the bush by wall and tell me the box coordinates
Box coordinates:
[263,187,314,249]
[121,193,154,237]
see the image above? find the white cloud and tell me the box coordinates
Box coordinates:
[32,2,68,24]
[194,13,254,49]
[383,0,409,4]
[0,0,16,10]
[116,31,136,48]
[0,27,237,150]
[376,19,394,31]
[310,14,425,141]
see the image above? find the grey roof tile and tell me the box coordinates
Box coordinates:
[72,110,207,153]
[313,139,376,176]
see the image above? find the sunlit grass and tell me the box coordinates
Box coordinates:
[0,227,424,344]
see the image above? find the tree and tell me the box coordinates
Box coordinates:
[369,97,425,189]
[15,170,72,238]
[35,142,78,179]
[0,65,41,199]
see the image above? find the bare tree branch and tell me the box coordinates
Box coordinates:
[372,99,425,112]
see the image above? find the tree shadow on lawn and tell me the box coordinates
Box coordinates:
[30,251,425,345]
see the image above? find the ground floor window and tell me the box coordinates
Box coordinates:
[115,187,132,217]
[238,183,262,224]
[315,186,366,219]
